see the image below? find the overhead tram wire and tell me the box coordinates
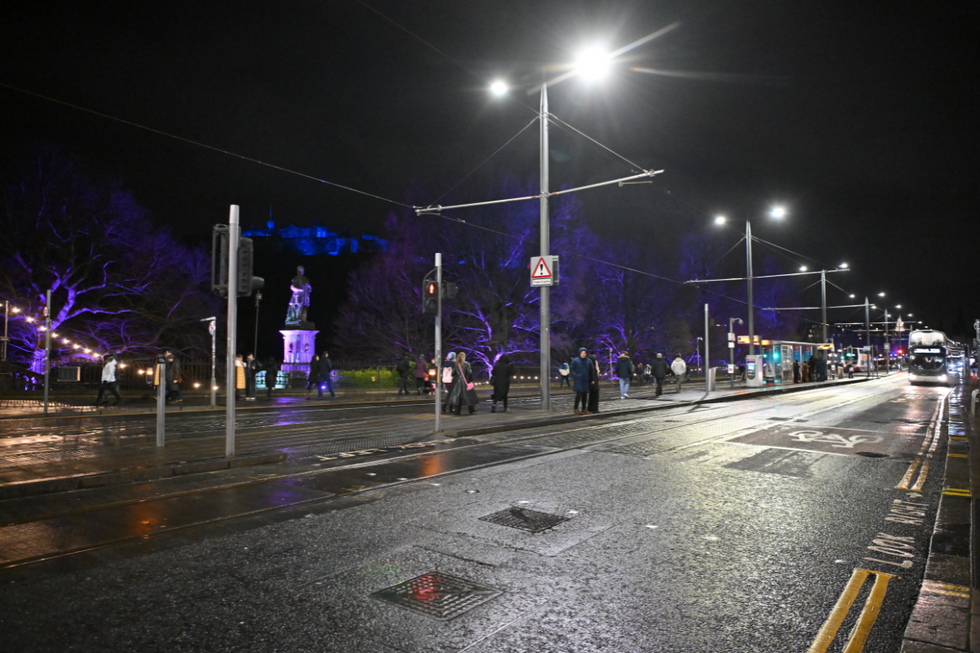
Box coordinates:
[0,82,415,211]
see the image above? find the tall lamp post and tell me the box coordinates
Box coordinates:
[715,207,785,356]
[538,83,551,410]
[253,291,262,358]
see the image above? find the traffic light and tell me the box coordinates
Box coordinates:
[423,281,439,314]
[444,282,458,299]
[236,237,264,297]
[211,225,229,297]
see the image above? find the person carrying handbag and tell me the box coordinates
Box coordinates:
[448,352,479,415]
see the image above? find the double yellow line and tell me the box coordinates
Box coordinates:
[895,393,947,492]
[808,568,895,653]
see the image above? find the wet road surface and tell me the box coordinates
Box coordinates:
[0,375,959,652]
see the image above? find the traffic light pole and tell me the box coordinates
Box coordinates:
[434,253,442,434]
[226,205,239,457]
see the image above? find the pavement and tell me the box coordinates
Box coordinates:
[0,372,976,651]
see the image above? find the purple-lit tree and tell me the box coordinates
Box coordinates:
[0,148,220,369]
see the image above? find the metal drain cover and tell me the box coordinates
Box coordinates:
[480,507,569,533]
[371,572,502,620]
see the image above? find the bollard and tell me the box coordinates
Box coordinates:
[156,359,166,446]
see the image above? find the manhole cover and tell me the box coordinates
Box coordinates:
[855,452,890,458]
[479,507,569,533]
[371,572,502,620]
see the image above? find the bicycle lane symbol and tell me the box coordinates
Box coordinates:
[785,429,884,449]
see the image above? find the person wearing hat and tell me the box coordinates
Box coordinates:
[95,353,122,406]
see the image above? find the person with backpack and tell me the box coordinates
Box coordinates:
[558,361,571,388]
[615,352,635,399]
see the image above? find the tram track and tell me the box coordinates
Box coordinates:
[0,380,905,573]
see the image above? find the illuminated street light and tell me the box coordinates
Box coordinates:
[839,263,848,269]
[489,79,508,97]
[800,266,808,272]
[714,215,726,225]
[574,45,611,80]
[770,206,787,219]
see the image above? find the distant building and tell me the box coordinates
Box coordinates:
[242,220,388,256]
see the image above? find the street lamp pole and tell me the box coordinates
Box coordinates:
[253,291,262,358]
[820,270,828,343]
[539,83,551,410]
[1,300,9,362]
[883,309,890,375]
[864,297,871,379]
[745,220,754,356]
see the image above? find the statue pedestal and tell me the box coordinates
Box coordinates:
[280,327,319,373]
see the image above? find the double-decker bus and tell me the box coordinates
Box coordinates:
[908,329,960,385]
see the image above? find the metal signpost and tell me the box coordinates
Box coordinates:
[434,253,442,433]
[202,316,217,407]
[43,290,51,415]
[226,206,240,458]
[156,357,166,446]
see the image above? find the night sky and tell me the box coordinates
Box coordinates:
[2,1,978,337]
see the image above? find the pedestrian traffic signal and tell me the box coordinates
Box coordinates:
[423,281,439,314]
[236,237,264,297]
[211,225,230,297]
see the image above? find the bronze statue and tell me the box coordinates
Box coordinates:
[286,266,311,324]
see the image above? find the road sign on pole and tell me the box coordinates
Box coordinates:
[531,256,553,287]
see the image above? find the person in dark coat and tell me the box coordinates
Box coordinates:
[615,352,634,399]
[265,357,280,399]
[305,354,320,399]
[587,353,601,413]
[318,351,335,397]
[490,354,515,412]
[395,356,411,395]
[569,347,594,414]
[164,352,183,403]
[447,352,479,414]
[441,352,456,413]
[414,356,427,394]
[244,353,261,401]
[650,353,669,397]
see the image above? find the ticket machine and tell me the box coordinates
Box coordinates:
[744,355,765,387]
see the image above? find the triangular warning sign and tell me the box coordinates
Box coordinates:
[531,257,552,279]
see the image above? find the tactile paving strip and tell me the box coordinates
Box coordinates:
[371,572,503,620]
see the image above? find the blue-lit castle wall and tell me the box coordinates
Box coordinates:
[242,221,388,257]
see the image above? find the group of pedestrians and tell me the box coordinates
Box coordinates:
[563,349,691,414]
[304,351,335,399]
[434,351,516,416]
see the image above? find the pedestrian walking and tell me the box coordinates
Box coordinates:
[441,352,456,413]
[305,354,320,399]
[244,353,261,401]
[587,353,601,414]
[265,357,280,400]
[318,351,335,398]
[490,354,515,412]
[235,353,245,401]
[414,356,427,394]
[847,362,854,379]
[395,356,411,395]
[616,352,634,398]
[651,353,669,397]
[94,353,122,406]
[165,351,183,403]
[448,352,479,415]
[643,362,652,386]
[558,361,571,388]
[670,355,687,394]
[569,347,594,414]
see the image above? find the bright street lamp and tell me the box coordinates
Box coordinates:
[489,80,508,97]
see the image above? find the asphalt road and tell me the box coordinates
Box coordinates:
[0,375,952,652]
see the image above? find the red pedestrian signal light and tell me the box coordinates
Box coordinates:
[423,282,439,314]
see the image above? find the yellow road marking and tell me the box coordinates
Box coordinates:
[922,580,970,598]
[950,436,968,441]
[896,395,946,491]
[948,453,968,458]
[943,488,971,497]
[808,568,895,653]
